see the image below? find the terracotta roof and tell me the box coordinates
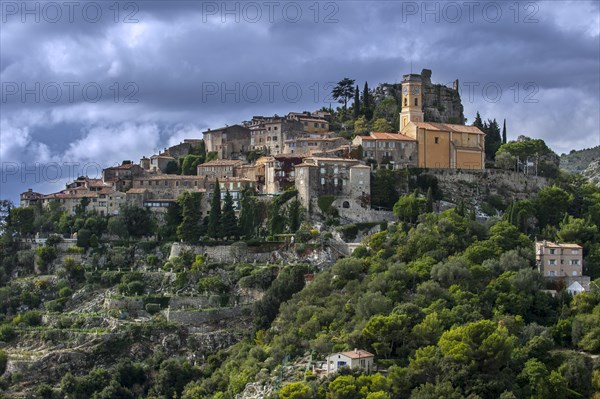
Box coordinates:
[306,157,360,163]
[135,175,206,181]
[198,160,244,167]
[126,188,147,194]
[339,350,375,359]
[360,132,416,141]
[413,122,485,134]
[105,163,139,170]
[537,241,583,249]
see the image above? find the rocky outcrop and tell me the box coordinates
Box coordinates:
[373,69,465,125]
[583,160,600,187]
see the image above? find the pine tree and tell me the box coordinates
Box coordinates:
[426,187,434,213]
[353,85,361,119]
[502,119,507,144]
[220,190,238,240]
[207,179,221,239]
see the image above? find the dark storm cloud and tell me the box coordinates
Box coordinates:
[1,0,599,202]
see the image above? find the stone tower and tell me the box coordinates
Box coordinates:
[399,73,424,130]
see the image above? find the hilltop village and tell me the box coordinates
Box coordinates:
[21,70,486,223]
[5,70,600,399]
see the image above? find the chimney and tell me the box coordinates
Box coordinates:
[354,348,358,354]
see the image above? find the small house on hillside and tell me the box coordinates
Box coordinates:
[326,349,374,375]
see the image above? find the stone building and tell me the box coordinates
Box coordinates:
[203,125,251,159]
[20,189,44,208]
[287,112,330,133]
[352,132,417,168]
[263,154,306,194]
[247,115,304,155]
[102,161,144,192]
[284,136,349,156]
[399,72,485,169]
[39,177,126,216]
[148,153,177,173]
[197,159,243,179]
[127,175,255,216]
[536,241,583,278]
[247,112,330,155]
[295,157,371,212]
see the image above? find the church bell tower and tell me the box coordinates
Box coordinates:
[400,73,424,130]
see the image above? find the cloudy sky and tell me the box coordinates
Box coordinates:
[1,0,599,202]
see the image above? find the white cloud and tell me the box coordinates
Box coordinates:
[0,119,52,164]
[62,122,161,166]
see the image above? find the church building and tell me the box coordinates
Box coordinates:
[399,73,486,169]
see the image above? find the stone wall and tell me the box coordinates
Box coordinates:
[419,168,550,203]
[104,297,144,311]
[169,242,286,263]
[164,305,251,326]
[168,296,211,310]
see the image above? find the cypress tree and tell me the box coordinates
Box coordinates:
[238,186,260,239]
[426,187,434,213]
[353,85,361,119]
[473,112,484,130]
[176,192,202,243]
[287,199,302,233]
[220,190,238,240]
[208,179,221,239]
[362,82,372,119]
[502,119,507,144]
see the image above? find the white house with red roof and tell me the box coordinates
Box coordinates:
[326,349,375,375]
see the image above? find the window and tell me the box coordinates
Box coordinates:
[570,259,580,265]
[549,259,556,265]
[414,98,418,106]
[321,178,325,185]
[404,98,407,106]
[549,249,555,254]
[434,137,439,144]
[342,201,350,208]
[549,271,556,276]
[572,271,578,276]
[572,250,579,254]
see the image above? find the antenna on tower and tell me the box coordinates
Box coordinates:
[410,61,413,74]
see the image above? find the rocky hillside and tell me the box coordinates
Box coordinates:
[560,146,600,174]
[583,159,600,187]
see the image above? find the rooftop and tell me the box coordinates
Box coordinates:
[338,349,375,359]
[360,132,416,141]
[413,122,485,135]
[198,159,244,167]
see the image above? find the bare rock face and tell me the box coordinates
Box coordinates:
[583,160,600,187]
[374,69,465,125]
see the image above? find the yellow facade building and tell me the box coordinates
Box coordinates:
[399,73,485,169]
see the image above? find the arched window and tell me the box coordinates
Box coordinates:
[414,98,418,106]
[342,201,350,209]
[404,98,407,106]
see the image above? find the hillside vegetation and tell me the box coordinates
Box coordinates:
[1,174,600,398]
